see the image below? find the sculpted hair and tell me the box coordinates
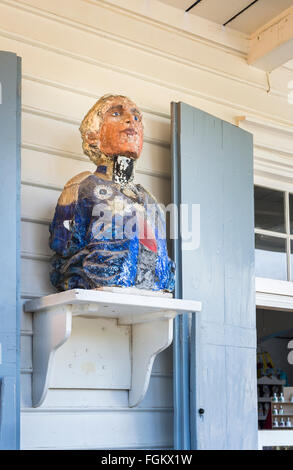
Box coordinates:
[79,94,136,165]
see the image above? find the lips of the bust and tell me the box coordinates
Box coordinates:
[121,128,137,136]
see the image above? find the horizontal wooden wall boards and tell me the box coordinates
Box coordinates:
[237,115,293,191]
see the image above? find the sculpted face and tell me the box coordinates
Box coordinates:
[84,96,143,160]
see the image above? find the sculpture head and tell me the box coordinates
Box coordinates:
[79,94,144,165]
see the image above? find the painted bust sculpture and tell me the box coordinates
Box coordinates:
[49,94,175,293]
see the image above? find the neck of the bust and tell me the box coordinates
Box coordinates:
[95,154,135,186]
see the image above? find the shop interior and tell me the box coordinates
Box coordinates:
[257,308,293,431]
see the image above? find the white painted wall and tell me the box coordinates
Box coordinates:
[0,0,291,450]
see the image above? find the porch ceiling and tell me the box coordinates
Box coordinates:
[158,0,293,35]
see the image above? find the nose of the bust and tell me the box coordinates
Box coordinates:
[124,112,132,124]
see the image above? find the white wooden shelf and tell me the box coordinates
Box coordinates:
[24,289,201,408]
[259,430,293,449]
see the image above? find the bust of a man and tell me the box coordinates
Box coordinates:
[49,94,175,292]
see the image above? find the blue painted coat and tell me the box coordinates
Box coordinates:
[49,173,175,292]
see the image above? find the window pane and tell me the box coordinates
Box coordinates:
[254,186,285,233]
[255,234,287,281]
[289,194,293,235]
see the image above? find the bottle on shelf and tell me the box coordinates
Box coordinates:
[273,418,279,428]
[272,393,278,403]
[279,393,285,403]
[279,417,285,427]
[286,418,292,428]
[279,405,284,415]
[272,405,278,416]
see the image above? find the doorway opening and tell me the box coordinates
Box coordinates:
[257,307,293,449]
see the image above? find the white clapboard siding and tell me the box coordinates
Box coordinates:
[0,0,290,122]
[20,344,174,449]
[20,345,172,408]
[20,334,32,372]
[21,258,53,298]
[0,21,290,126]
[21,220,52,259]
[21,407,173,450]
[22,78,172,143]
[0,0,292,120]
[1,0,289,451]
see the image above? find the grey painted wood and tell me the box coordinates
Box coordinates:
[0,52,21,449]
[173,102,257,450]
[171,102,191,450]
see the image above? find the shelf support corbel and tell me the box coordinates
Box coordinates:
[129,317,173,407]
[32,305,72,407]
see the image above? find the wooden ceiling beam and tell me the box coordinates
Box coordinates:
[248,5,293,71]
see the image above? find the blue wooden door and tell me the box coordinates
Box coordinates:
[172,102,258,450]
[0,51,21,449]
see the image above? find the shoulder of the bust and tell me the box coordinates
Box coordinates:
[58,171,92,206]
[64,171,93,189]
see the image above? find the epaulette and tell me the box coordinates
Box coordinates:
[58,171,92,206]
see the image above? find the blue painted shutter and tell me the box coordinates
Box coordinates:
[0,52,21,449]
[172,102,258,450]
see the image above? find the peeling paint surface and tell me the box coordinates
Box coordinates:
[49,95,175,293]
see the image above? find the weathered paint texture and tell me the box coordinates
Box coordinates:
[0,52,21,449]
[173,102,258,450]
[50,95,175,292]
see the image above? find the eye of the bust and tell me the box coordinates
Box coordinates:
[112,111,120,116]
